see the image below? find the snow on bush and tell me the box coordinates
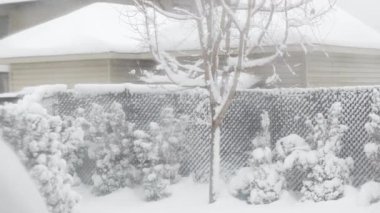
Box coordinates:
[142,164,171,201]
[0,100,79,213]
[133,129,170,201]
[358,181,380,205]
[279,102,353,202]
[364,89,380,178]
[301,102,353,202]
[230,111,284,204]
[133,107,188,201]
[154,108,188,183]
[60,109,88,184]
[275,134,317,171]
[84,102,138,195]
[301,153,353,202]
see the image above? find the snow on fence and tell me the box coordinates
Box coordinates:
[38,85,377,189]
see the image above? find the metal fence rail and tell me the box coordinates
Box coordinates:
[41,86,379,188]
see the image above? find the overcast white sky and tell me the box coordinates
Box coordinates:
[338,0,380,32]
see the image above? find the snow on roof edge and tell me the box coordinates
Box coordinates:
[3,43,380,65]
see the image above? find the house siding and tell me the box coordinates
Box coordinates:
[252,52,307,88]
[110,59,155,83]
[0,72,8,93]
[307,52,380,87]
[8,49,380,92]
[10,59,109,91]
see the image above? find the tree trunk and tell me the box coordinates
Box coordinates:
[209,123,221,203]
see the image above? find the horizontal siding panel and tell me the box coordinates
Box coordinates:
[310,52,380,61]
[13,60,107,69]
[307,51,380,87]
[309,77,380,83]
[10,60,109,92]
[253,52,306,88]
[309,62,380,70]
[110,59,155,83]
[312,70,380,76]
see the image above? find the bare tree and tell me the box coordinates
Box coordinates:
[132,0,335,203]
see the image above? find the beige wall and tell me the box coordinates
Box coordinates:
[8,58,157,92]
[8,49,380,92]
[251,52,307,88]
[306,51,380,87]
[10,59,110,92]
[8,54,308,92]
[110,59,155,83]
[0,72,8,93]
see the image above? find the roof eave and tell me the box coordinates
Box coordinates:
[1,44,380,64]
[0,52,153,64]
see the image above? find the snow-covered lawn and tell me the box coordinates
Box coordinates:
[74,178,380,213]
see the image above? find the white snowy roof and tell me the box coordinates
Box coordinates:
[338,0,380,33]
[0,2,379,60]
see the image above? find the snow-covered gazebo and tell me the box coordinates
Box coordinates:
[0,2,380,91]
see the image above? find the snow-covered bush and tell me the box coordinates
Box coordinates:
[230,111,284,204]
[85,102,137,195]
[301,102,353,202]
[142,164,171,201]
[275,134,316,170]
[358,181,380,205]
[133,107,188,201]
[301,153,352,202]
[0,100,79,213]
[153,108,188,183]
[133,127,171,201]
[275,134,316,192]
[364,89,380,178]
[60,109,88,183]
[278,102,353,202]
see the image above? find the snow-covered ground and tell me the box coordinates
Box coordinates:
[0,140,48,213]
[74,178,380,213]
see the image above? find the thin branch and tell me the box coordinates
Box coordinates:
[259,0,313,12]
[226,51,281,73]
[213,0,254,125]
[219,0,244,32]
[134,0,200,20]
[246,2,275,54]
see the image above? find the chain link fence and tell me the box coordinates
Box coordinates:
[40,86,379,189]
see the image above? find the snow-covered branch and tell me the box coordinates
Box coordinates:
[219,0,245,32]
[259,0,313,12]
[246,52,282,70]
[155,52,206,87]
[133,0,200,20]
